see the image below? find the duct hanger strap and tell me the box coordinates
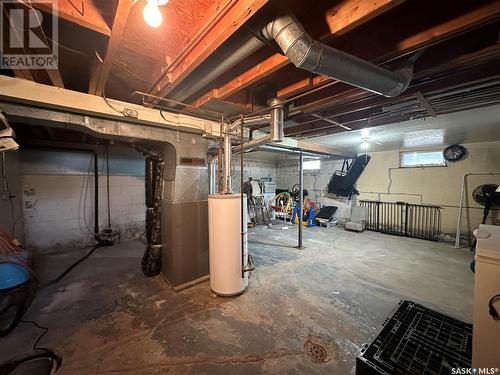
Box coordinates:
[261,12,412,97]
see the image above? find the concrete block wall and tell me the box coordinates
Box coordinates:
[230,157,278,193]
[357,141,500,239]
[275,157,345,202]
[18,147,146,253]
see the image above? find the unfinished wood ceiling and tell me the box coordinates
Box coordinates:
[2,0,500,140]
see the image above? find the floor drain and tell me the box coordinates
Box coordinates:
[304,341,328,363]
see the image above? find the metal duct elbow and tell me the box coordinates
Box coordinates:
[262,13,412,97]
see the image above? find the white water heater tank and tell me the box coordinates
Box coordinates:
[208,194,248,296]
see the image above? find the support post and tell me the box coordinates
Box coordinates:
[297,150,304,249]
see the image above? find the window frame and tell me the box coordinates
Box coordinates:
[399,150,447,168]
[303,159,321,170]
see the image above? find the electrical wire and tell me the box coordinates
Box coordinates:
[38,244,102,287]
[102,91,124,115]
[11,320,63,371]
[113,62,152,85]
[489,294,500,321]
[46,37,88,57]
[81,156,99,236]
[20,320,49,352]
[1,152,16,237]
[67,0,84,16]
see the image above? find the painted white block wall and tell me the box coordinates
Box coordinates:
[21,175,145,252]
[230,157,277,193]
[275,157,345,201]
[18,147,146,253]
[357,141,500,239]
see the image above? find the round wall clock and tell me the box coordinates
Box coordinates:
[443,144,467,162]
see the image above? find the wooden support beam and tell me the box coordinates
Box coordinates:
[11,69,35,81]
[191,0,402,108]
[88,0,132,96]
[277,76,330,99]
[276,0,500,100]
[34,0,111,36]
[46,69,65,89]
[153,0,269,98]
[192,53,289,108]
[323,0,404,38]
[397,1,500,51]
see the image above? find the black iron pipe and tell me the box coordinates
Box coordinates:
[93,151,99,237]
[240,116,245,278]
[297,150,304,249]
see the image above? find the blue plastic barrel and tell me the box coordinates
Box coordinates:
[0,263,29,290]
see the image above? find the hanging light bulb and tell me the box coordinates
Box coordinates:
[143,0,163,28]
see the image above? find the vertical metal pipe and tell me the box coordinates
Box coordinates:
[240,117,245,278]
[270,99,284,142]
[105,146,111,229]
[297,150,304,249]
[223,130,232,194]
[218,120,224,193]
[93,151,99,237]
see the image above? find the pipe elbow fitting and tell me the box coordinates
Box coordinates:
[384,66,413,97]
[262,11,413,97]
[262,14,314,69]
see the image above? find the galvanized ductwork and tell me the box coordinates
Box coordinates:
[261,13,412,97]
[168,11,412,104]
[222,99,284,194]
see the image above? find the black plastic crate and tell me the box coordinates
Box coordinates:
[357,300,472,375]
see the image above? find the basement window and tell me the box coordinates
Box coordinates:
[303,160,321,170]
[400,150,446,168]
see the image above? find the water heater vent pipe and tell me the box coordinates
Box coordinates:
[222,99,284,194]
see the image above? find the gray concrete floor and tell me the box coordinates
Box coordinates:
[1,226,474,374]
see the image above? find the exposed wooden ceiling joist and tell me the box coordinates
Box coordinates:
[88,0,133,96]
[191,53,289,108]
[191,0,405,108]
[34,0,112,36]
[276,0,500,100]
[151,0,269,99]
[322,0,404,38]
[284,61,500,138]
[10,68,35,82]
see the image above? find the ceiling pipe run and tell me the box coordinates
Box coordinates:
[261,12,412,98]
[222,99,284,194]
[169,11,412,105]
[169,35,265,104]
[226,114,271,133]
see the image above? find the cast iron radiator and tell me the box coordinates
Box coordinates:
[359,201,441,241]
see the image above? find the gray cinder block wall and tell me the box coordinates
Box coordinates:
[18,147,145,253]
